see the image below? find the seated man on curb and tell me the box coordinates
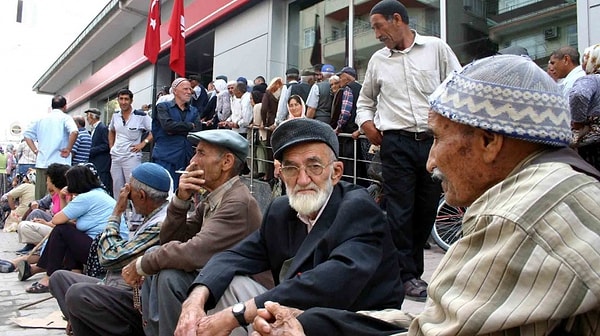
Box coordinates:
[251,55,600,336]
[121,129,264,336]
[175,118,403,336]
[49,162,171,336]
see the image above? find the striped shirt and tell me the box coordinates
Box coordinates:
[410,153,600,335]
[72,127,92,164]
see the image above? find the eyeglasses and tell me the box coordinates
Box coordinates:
[280,161,334,178]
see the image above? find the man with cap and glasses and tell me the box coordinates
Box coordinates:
[151,78,200,187]
[355,0,461,302]
[48,162,171,336]
[119,130,263,336]
[108,88,153,201]
[85,108,112,195]
[174,118,403,336]
[252,55,600,336]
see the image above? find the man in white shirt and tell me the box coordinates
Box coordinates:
[355,0,461,302]
[221,82,253,139]
[548,46,585,97]
[24,95,78,199]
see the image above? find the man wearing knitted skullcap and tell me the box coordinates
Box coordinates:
[251,55,600,336]
[175,118,402,335]
[151,77,200,187]
[355,0,461,302]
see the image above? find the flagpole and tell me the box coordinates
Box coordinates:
[348,0,354,68]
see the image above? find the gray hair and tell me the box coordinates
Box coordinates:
[130,177,169,202]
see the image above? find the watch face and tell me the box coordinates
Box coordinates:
[233,303,244,313]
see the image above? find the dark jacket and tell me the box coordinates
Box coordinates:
[194,181,403,311]
[89,122,111,173]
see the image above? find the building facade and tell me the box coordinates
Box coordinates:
[31,0,598,122]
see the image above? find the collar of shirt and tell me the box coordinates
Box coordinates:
[388,30,425,56]
[296,189,334,233]
[203,176,239,219]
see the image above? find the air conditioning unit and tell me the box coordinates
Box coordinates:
[544,26,559,40]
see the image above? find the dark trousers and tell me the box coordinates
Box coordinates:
[56,272,144,336]
[36,224,92,275]
[298,307,406,335]
[381,132,441,282]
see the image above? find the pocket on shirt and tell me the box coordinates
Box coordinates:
[413,69,441,95]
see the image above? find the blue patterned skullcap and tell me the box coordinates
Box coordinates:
[429,55,571,147]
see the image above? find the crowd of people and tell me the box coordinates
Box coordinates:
[0,0,599,335]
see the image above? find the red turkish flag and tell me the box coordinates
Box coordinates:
[143,0,161,64]
[169,0,185,76]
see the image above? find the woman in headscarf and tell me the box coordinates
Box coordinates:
[569,43,600,170]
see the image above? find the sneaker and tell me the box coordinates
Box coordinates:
[15,243,35,255]
[0,260,15,273]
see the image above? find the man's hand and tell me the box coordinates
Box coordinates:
[30,201,39,209]
[59,148,71,158]
[195,309,237,336]
[174,287,210,336]
[176,162,206,200]
[113,184,131,217]
[130,143,145,153]
[121,259,143,287]
[361,121,383,146]
[251,301,305,336]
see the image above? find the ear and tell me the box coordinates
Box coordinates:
[221,152,235,171]
[479,130,504,163]
[331,160,344,184]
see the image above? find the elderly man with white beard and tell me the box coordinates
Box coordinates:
[174,118,403,336]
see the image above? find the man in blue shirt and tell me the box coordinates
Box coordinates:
[24,95,78,199]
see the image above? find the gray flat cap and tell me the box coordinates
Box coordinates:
[271,118,339,160]
[187,130,249,162]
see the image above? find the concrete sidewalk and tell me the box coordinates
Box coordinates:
[0,229,446,335]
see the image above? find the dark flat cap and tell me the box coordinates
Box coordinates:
[215,75,228,81]
[301,69,316,76]
[271,118,339,161]
[187,130,249,162]
[85,108,101,116]
[285,68,299,76]
[336,66,357,78]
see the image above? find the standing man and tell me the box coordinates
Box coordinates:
[71,116,92,165]
[109,88,153,200]
[189,75,209,116]
[355,0,461,301]
[221,82,253,139]
[86,108,112,195]
[306,64,336,123]
[24,95,78,199]
[152,78,199,187]
[547,46,585,97]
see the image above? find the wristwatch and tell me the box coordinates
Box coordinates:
[232,302,248,327]
[144,139,150,144]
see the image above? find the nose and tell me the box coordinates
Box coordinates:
[296,167,312,186]
[426,150,436,173]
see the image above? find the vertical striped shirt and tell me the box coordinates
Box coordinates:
[410,154,600,335]
[72,127,92,164]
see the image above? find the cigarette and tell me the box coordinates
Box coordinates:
[175,170,189,174]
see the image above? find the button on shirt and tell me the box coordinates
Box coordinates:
[108,111,152,161]
[356,31,461,133]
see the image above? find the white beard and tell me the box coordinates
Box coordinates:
[287,173,333,217]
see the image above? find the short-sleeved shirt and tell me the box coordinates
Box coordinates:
[23,109,78,168]
[61,188,128,239]
[108,111,152,162]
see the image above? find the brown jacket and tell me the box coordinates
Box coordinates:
[140,178,262,274]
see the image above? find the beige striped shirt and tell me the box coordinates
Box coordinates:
[410,155,600,335]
